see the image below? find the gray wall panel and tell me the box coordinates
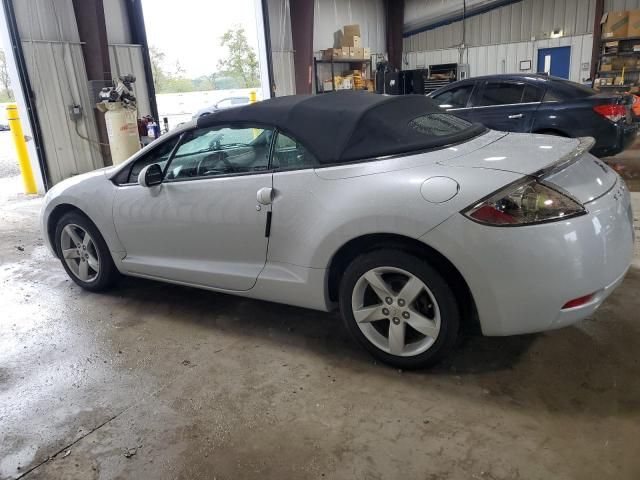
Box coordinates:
[605,0,640,10]
[14,0,80,42]
[404,0,597,51]
[21,42,103,185]
[104,0,131,44]
[108,45,152,117]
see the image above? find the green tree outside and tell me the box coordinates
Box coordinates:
[149,26,260,94]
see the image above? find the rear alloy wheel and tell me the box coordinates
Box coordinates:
[55,212,118,291]
[340,250,459,369]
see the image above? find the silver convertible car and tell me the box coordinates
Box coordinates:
[41,92,634,368]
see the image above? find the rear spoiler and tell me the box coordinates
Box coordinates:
[533,137,596,179]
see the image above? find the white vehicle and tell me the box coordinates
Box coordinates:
[192,96,250,119]
[41,92,634,368]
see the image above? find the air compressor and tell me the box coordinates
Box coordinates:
[96,74,140,165]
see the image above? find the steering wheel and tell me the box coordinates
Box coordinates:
[196,151,235,176]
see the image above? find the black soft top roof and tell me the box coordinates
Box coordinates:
[197,91,485,164]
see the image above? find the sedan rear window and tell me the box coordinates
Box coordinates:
[408,113,474,136]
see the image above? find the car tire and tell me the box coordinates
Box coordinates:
[54,211,119,291]
[339,249,459,369]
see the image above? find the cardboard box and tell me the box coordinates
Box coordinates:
[343,24,361,38]
[342,24,361,47]
[602,11,629,38]
[629,9,640,36]
[322,48,343,60]
[349,47,365,59]
[342,35,361,48]
[601,64,613,72]
[363,48,371,59]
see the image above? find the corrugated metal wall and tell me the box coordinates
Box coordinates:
[313,0,386,53]
[108,45,152,117]
[404,0,597,51]
[404,34,593,82]
[605,0,640,10]
[268,0,296,96]
[13,0,104,185]
[403,0,596,83]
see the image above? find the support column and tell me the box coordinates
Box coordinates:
[124,0,160,120]
[72,0,112,165]
[590,0,604,82]
[386,0,405,71]
[290,0,314,94]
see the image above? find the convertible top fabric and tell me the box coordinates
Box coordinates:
[197,91,486,164]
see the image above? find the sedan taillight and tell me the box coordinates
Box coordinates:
[593,104,626,122]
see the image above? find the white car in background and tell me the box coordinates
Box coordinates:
[192,96,250,119]
[41,92,634,369]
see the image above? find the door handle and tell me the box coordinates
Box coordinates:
[508,114,523,119]
[257,187,274,205]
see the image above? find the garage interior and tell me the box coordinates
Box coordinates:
[1,0,640,479]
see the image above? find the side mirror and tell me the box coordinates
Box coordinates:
[138,163,163,188]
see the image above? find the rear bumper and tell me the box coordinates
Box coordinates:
[420,176,634,336]
[592,122,637,157]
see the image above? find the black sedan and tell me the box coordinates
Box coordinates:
[429,74,637,157]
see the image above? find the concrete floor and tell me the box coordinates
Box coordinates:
[1,172,640,480]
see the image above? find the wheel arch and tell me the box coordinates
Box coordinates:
[47,204,94,258]
[326,233,480,332]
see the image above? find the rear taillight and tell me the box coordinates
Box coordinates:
[463,178,586,226]
[593,104,626,122]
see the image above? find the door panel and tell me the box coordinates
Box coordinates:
[469,81,541,132]
[537,46,571,79]
[112,125,274,291]
[113,174,272,290]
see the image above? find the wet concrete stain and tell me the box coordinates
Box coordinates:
[1,175,640,480]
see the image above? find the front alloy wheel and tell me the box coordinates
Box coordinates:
[340,250,459,369]
[54,211,118,291]
[60,224,101,283]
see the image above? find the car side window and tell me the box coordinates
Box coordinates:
[477,82,525,106]
[164,125,273,181]
[125,136,180,184]
[522,84,544,103]
[432,84,474,109]
[542,89,563,102]
[272,132,319,170]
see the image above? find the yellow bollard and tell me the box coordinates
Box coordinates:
[250,91,258,138]
[7,104,37,194]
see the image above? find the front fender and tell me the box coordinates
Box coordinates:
[41,170,124,257]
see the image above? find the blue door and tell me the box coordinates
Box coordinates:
[537,46,571,79]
